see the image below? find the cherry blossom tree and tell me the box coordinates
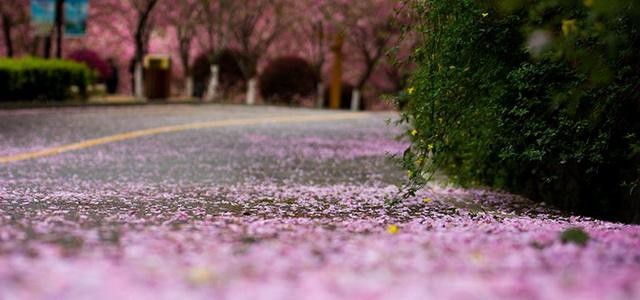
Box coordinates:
[287,0,337,106]
[131,0,160,97]
[301,0,403,108]
[197,0,233,55]
[162,0,202,96]
[235,0,291,104]
[88,0,161,96]
[0,0,407,104]
[0,0,30,57]
[229,0,290,80]
[341,0,403,99]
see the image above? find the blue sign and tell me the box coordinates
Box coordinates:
[31,0,55,36]
[64,0,88,37]
[31,0,88,37]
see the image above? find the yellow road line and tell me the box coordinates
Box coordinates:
[0,112,367,164]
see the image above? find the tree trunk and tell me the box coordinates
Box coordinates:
[133,0,158,97]
[134,62,143,98]
[351,89,361,111]
[185,76,193,98]
[356,61,375,92]
[43,34,52,58]
[180,54,192,97]
[28,36,39,56]
[316,82,324,108]
[54,0,64,58]
[2,15,13,57]
[204,64,219,102]
[134,30,145,98]
[246,77,257,105]
[178,33,192,97]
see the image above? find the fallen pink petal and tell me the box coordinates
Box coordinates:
[1,0,639,299]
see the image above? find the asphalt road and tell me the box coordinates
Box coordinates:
[0,104,404,186]
[1,104,639,300]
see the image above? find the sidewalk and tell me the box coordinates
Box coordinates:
[0,95,202,109]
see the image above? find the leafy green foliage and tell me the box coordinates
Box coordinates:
[560,227,590,246]
[0,57,94,101]
[400,0,640,222]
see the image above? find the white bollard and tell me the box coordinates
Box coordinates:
[204,64,219,102]
[185,76,193,98]
[134,62,144,99]
[246,78,257,105]
[351,89,361,111]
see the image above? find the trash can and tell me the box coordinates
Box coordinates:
[143,55,171,99]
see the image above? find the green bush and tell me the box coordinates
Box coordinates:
[0,57,94,101]
[259,56,317,105]
[401,0,640,222]
[192,49,246,97]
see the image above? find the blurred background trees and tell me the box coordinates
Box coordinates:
[0,0,409,108]
[0,1,33,57]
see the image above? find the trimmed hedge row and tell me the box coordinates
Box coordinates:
[0,57,94,102]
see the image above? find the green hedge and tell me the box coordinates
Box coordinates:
[0,57,94,101]
[401,0,640,222]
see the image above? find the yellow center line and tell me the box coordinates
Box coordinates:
[0,112,368,164]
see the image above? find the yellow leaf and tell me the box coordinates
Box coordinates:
[562,19,577,36]
[410,129,418,136]
[470,251,484,264]
[423,197,433,204]
[387,224,399,234]
[407,87,415,95]
[482,12,489,18]
[187,267,214,285]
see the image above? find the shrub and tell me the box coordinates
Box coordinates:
[212,49,246,90]
[401,0,640,223]
[259,56,317,104]
[67,49,110,82]
[0,57,94,101]
[192,49,246,97]
[560,228,590,246]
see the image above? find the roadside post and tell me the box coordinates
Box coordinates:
[329,33,344,109]
[143,55,171,100]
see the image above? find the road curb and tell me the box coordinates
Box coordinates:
[0,98,207,110]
